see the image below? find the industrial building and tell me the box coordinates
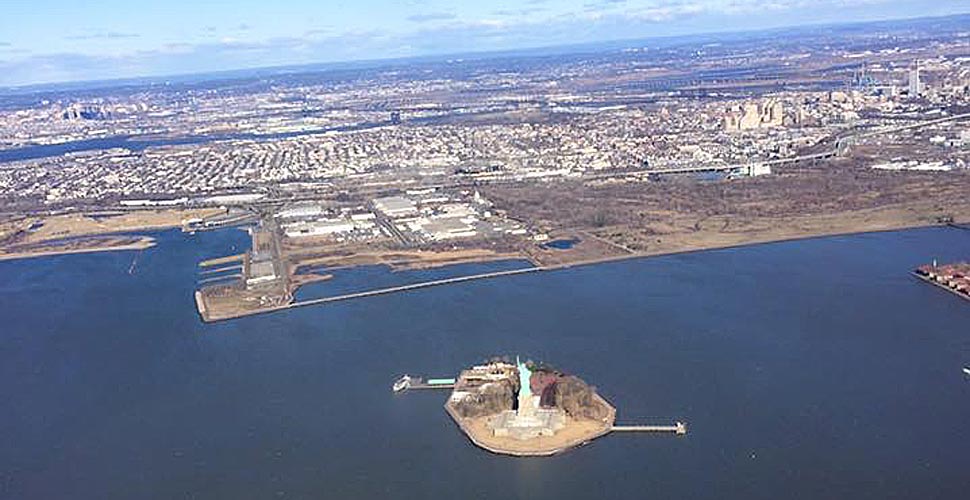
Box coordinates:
[246,259,278,287]
[283,216,378,239]
[414,217,478,241]
[276,203,326,220]
[373,196,418,217]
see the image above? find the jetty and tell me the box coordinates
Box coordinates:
[286,266,542,310]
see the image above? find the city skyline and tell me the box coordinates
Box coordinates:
[1,0,968,87]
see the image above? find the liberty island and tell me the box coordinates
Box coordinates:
[399,357,685,456]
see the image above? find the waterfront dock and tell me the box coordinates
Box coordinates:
[408,379,456,390]
[912,267,970,303]
[612,422,688,435]
[392,375,456,392]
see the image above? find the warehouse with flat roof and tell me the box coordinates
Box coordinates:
[372,196,417,217]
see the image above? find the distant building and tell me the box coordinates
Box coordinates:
[419,217,477,241]
[745,163,772,177]
[276,203,325,220]
[120,197,188,207]
[723,100,784,132]
[909,60,921,98]
[372,196,418,217]
[202,193,265,205]
[390,111,402,125]
[284,219,357,238]
[246,260,278,287]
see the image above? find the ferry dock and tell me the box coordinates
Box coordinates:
[408,379,456,390]
[392,375,456,392]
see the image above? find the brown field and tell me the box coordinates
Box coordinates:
[286,246,529,272]
[196,281,291,322]
[486,158,970,265]
[0,208,223,261]
[0,235,156,261]
[24,208,224,242]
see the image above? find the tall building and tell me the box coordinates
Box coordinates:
[909,60,921,98]
[723,100,784,132]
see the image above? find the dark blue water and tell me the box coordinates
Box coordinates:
[293,259,532,301]
[2,227,970,499]
[542,238,580,250]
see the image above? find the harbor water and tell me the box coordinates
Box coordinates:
[2,226,970,498]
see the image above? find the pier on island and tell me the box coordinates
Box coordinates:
[612,422,688,435]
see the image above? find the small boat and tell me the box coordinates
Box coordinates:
[963,367,970,377]
[393,375,412,392]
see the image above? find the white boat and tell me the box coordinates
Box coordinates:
[393,375,412,392]
[963,367,970,377]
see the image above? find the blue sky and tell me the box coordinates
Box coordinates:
[0,0,968,86]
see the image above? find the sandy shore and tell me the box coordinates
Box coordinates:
[0,235,156,262]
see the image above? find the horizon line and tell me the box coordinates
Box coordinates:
[2,11,967,95]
